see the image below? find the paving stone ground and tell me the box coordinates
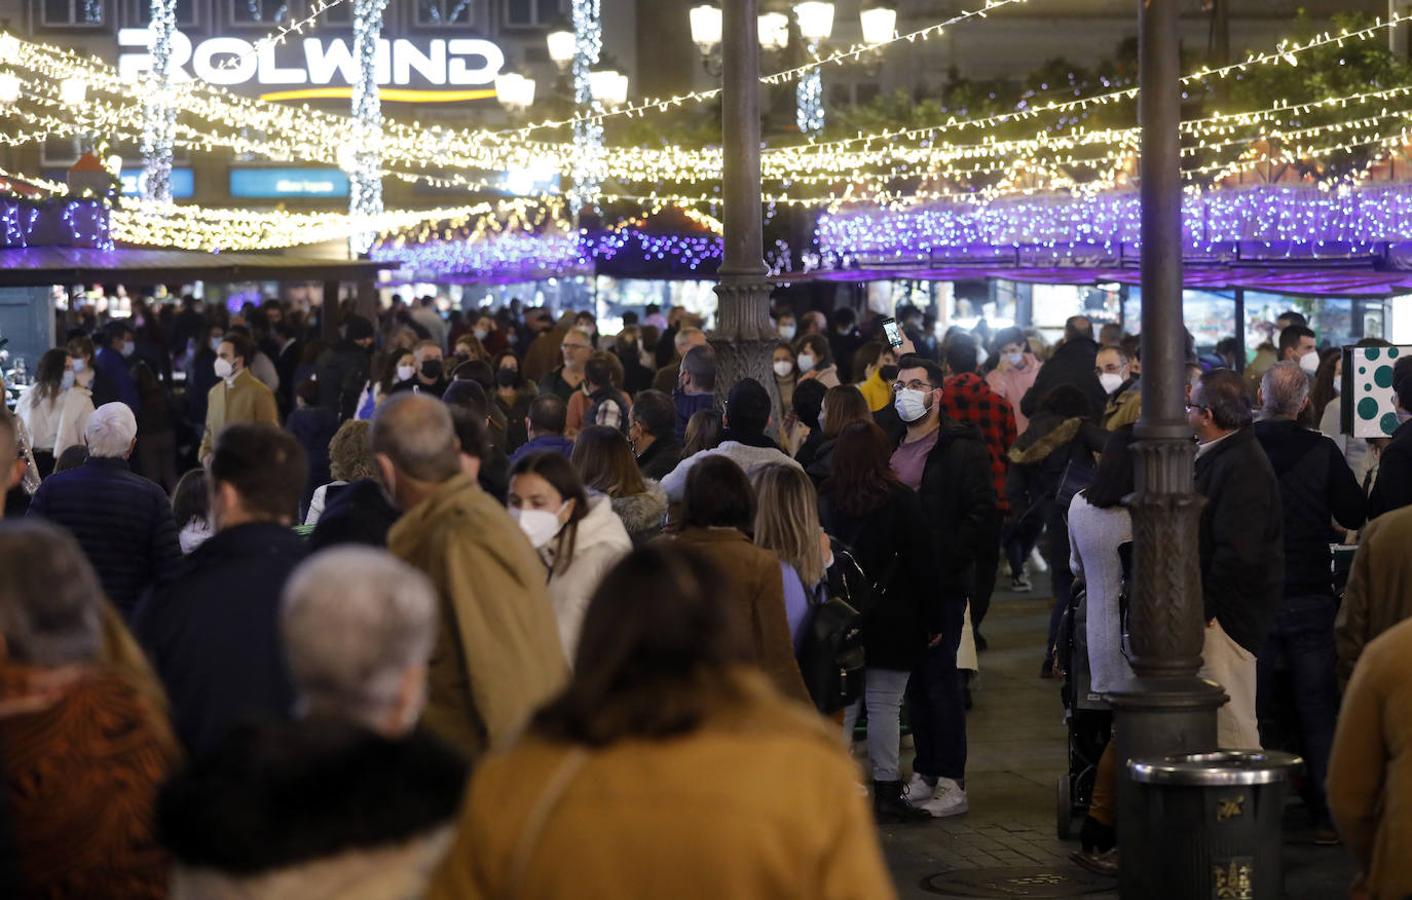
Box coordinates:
[857,589,1356,899]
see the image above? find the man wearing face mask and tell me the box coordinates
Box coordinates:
[1096,346,1141,431]
[1279,324,1319,375]
[374,394,566,761]
[92,321,142,414]
[135,423,307,755]
[885,356,996,818]
[391,341,450,399]
[199,334,279,464]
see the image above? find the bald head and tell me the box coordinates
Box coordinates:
[370,393,461,484]
[1260,360,1311,420]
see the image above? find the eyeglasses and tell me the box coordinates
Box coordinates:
[891,379,936,393]
[562,343,591,352]
[1185,403,1208,414]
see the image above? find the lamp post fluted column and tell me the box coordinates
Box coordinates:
[1108,0,1226,892]
[713,0,777,405]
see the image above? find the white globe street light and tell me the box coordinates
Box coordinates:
[859,5,897,45]
[793,1,835,44]
[689,4,723,54]
[494,72,537,112]
[589,68,628,108]
[758,12,790,51]
[546,29,576,70]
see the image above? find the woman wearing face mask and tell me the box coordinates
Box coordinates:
[771,342,799,447]
[509,452,633,662]
[53,350,97,459]
[985,327,1043,435]
[793,335,840,388]
[15,349,69,477]
[493,351,536,453]
[356,350,415,421]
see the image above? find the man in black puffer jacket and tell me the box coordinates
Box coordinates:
[1253,362,1365,840]
[1191,369,1284,752]
[885,355,998,820]
[26,402,180,618]
[1019,316,1107,421]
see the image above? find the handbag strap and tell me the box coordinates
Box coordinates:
[507,748,589,895]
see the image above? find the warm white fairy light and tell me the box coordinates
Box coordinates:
[569,0,604,215]
[140,0,176,202]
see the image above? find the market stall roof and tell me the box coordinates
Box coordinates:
[0,247,396,287]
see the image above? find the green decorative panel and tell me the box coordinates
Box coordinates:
[1344,346,1408,438]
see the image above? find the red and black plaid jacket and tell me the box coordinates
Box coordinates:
[940,372,1018,513]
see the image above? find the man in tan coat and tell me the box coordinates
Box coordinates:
[1336,503,1412,684]
[374,393,566,760]
[1328,616,1412,900]
[199,333,278,463]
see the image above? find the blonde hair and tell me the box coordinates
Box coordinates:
[752,464,825,588]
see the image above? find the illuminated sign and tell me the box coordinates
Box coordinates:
[121,167,194,198]
[230,168,349,198]
[117,29,503,101]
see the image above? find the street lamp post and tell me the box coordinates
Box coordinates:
[1109,0,1225,891]
[713,0,777,409]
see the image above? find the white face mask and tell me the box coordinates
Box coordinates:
[779,324,797,341]
[397,364,416,382]
[61,370,75,390]
[1006,352,1024,367]
[213,357,235,380]
[120,340,136,358]
[1299,351,1320,375]
[473,327,489,341]
[797,353,817,374]
[71,358,86,374]
[894,387,931,423]
[210,336,224,353]
[511,505,565,549]
[1099,372,1125,395]
[773,360,794,378]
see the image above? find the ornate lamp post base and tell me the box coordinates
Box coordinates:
[712,273,778,414]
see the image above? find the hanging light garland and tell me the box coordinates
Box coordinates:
[569,0,604,215]
[139,0,176,202]
[348,0,388,255]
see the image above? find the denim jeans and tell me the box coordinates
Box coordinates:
[842,668,911,782]
[1004,508,1044,578]
[1255,594,1339,820]
[908,632,967,783]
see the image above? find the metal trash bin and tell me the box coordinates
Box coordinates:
[1127,750,1301,900]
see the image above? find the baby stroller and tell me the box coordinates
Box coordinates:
[1052,569,1117,840]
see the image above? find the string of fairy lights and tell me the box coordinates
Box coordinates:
[3,4,1412,253]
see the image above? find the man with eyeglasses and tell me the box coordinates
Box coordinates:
[540,327,593,403]
[888,355,998,819]
[1189,369,1283,751]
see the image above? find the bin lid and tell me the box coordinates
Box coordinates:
[1128,750,1303,786]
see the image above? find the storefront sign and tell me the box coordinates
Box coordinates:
[117,29,505,92]
[229,168,349,198]
[121,167,194,198]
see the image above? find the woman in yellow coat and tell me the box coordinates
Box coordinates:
[428,543,896,900]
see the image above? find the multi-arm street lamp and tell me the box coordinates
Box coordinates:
[690,2,893,134]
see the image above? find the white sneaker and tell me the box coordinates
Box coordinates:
[917,777,969,818]
[1029,549,1049,574]
[902,772,934,807]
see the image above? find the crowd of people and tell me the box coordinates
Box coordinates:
[1,292,1412,896]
